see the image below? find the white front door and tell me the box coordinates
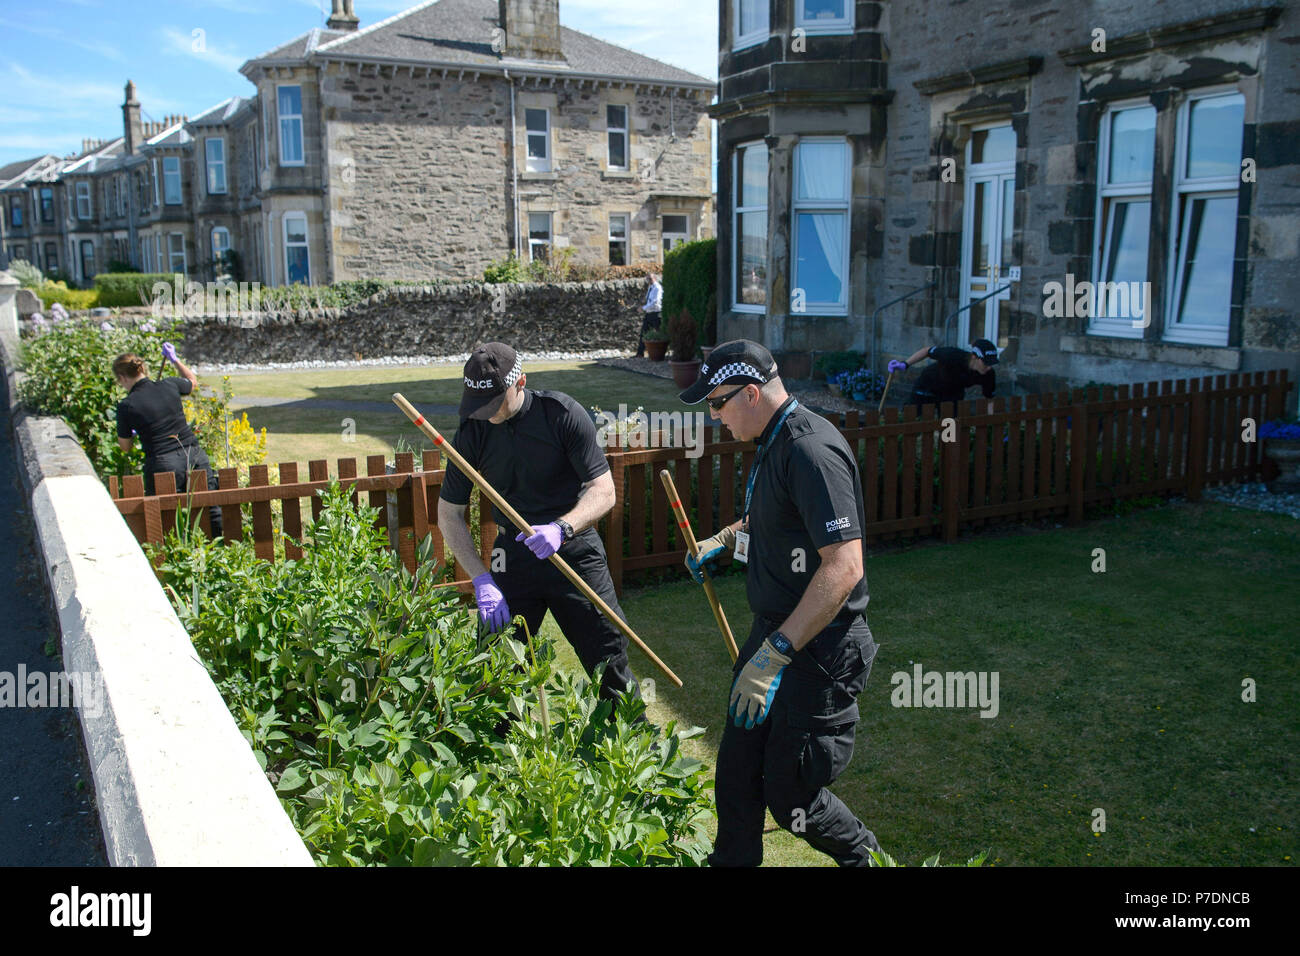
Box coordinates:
[960,124,1016,348]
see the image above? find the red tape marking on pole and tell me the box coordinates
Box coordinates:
[413,415,425,426]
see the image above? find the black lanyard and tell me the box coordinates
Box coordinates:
[742,399,798,528]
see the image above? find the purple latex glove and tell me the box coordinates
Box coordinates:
[888,360,908,374]
[516,522,564,560]
[472,572,510,633]
[162,341,179,363]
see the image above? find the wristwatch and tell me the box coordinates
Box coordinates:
[555,518,574,542]
[768,630,794,656]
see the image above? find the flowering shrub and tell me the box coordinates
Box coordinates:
[837,368,888,399]
[1260,419,1300,442]
[153,483,715,866]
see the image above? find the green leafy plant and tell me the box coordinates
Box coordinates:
[93,272,178,307]
[18,318,177,475]
[868,849,989,867]
[662,239,717,348]
[668,309,698,362]
[36,281,98,311]
[483,254,527,284]
[154,483,715,866]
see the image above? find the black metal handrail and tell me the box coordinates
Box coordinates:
[942,284,1012,347]
[868,282,936,377]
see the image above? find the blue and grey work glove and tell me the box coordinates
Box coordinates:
[685,525,737,583]
[729,633,792,728]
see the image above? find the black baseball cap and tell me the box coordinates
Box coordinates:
[679,339,779,405]
[459,343,523,420]
[971,338,999,366]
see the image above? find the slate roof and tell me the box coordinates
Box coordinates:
[0,156,50,188]
[245,27,347,68]
[311,0,712,87]
[188,96,250,126]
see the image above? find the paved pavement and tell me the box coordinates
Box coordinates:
[0,396,106,866]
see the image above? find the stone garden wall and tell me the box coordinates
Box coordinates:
[166,278,647,364]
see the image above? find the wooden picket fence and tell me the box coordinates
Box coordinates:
[108,370,1292,594]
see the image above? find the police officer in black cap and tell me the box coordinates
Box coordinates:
[436,343,639,704]
[891,338,999,410]
[680,339,883,866]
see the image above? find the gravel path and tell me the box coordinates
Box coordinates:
[1202,482,1300,520]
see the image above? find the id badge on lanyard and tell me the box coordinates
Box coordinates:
[733,529,750,564]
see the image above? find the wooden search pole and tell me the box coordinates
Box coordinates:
[392,393,682,688]
[659,469,739,663]
[877,371,896,414]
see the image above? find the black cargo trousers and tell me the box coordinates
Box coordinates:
[709,614,881,867]
[492,527,638,703]
[144,440,223,538]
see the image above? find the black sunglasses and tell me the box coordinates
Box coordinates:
[706,384,751,411]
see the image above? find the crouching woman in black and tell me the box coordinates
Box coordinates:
[113,345,223,537]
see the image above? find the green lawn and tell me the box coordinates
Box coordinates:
[543,500,1298,866]
[217,361,689,469]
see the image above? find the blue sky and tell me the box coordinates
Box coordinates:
[0,0,719,166]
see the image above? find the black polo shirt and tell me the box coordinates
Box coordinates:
[914,346,995,403]
[439,389,609,531]
[115,377,196,459]
[745,398,869,625]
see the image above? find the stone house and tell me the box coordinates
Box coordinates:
[237,0,715,285]
[711,0,1299,397]
[1,0,715,294]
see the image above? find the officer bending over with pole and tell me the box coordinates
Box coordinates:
[681,340,883,866]
[436,343,640,705]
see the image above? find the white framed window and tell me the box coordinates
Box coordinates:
[44,242,57,273]
[662,214,689,254]
[1090,100,1156,338]
[116,176,126,217]
[607,104,629,170]
[156,234,164,273]
[735,0,770,50]
[528,212,552,262]
[732,140,768,312]
[792,138,851,315]
[163,156,182,205]
[211,227,231,268]
[168,232,186,274]
[796,0,854,34]
[1164,89,1245,346]
[152,158,160,207]
[205,138,227,195]
[277,85,305,166]
[608,213,629,266]
[141,237,151,272]
[525,108,550,172]
[76,182,91,220]
[283,212,310,284]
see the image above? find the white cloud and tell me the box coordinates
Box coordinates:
[0,16,124,61]
[159,26,250,74]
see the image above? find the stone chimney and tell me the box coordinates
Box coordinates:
[123,80,143,156]
[327,0,360,32]
[499,0,564,61]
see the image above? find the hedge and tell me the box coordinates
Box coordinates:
[662,239,717,349]
[36,282,99,311]
[93,272,179,307]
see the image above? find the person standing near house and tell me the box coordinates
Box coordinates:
[679,339,883,867]
[636,273,663,358]
[113,344,222,537]
[891,338,999,410]
[436,343,639,705]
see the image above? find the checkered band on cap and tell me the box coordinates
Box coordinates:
[708,362,767,386]
[503,355,522,387]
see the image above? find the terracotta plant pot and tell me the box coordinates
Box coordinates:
[645,339,668,361]
[700,345,715,364]
[670,359,702,389]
